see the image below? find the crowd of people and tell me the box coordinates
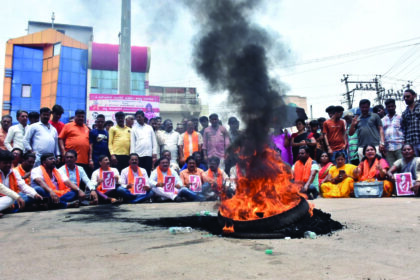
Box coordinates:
[0,88,419,217]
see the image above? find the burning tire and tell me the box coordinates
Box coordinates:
[218,197,310,233]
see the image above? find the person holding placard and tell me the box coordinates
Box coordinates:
[119,153,154,203]
[91,155,121,204]
[179,156,211,201]
[388,144,420,196]
[149,157,184,201]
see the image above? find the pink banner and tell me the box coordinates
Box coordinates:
[87,94,160,126]
[189,175,202,192]
[102,171,115,190]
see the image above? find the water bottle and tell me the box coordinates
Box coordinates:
[168,227,193,234]
[303,231,316,239]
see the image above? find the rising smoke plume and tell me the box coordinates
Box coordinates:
[189,0,289,178]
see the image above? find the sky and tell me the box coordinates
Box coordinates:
[1,0,419,120]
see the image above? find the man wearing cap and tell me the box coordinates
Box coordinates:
[323,106,348,163]
[349,99,385,160]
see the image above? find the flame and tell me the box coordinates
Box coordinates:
[223,225,235,234]
[220,148,312,223]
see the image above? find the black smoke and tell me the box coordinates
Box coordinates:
[189,0,289,178]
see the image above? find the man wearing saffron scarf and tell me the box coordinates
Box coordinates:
[58,150,97,204]
[149,157,184,201]
[31,153,83,208]
[204,156,229,200]
[14,152,36,185]
[179,121,203,166]
[292,146,320,199]
[119,153,154,203]
[0,150,41,214]
[179,156,210,201]
[91,155,121,204]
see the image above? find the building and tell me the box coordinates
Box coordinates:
[3,28,88,122]
[3,21,208,125]
[149,85,207,123]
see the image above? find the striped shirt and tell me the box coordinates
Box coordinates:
[382,114,404,151]
[402,102,420,145]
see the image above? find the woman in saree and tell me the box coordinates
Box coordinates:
[318,152,333,186]
[354,145,393,197]
[387,144,420,195]
[320,152,357,198]
[291,119,316,163]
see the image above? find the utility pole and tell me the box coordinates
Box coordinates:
[341,75,385,108]
[119,0,132,95]
[341,74,352,109]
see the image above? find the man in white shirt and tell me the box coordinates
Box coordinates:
[130,110,158,175]
[58,150,98,204]
[119,153,154,203]
[4,110,28,151]
[158,119,180,168]
[24,107,61,167]
[0,150,42,214]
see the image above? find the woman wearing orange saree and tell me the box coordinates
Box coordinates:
[320,152,357,197]
[354,145,393,197]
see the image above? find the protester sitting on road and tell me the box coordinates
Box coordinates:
[292,146,319,199]
[320,152,357,198]
[387,144,420,195]
[58,150,97,205]
[179,156,209,201]
[317,152,333,186]
[149,157,184,202]
[354,145,393,197]
[91,155,121,204]
[119,153,154,203]
[204,156,229,200]
[31,153,82,208]
[15,152,36,185]
[0,150,42,214]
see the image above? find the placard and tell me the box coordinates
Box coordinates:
[189,175,202,192]
[164,176,175,193]
[102,171,115,190]
[133,176,146,194]
[395,173,415,196]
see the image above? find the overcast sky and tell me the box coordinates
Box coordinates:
[1,0,419,119]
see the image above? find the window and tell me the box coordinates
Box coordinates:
[21,84,31,98]
[53,43,61,56]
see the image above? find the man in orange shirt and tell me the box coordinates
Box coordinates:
[323,106,347,163]
[179,156,210,201]
[59,109,91,176]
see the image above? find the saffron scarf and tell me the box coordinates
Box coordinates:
[157,166,171,184]
[40,166,69,197]
[65,165,80,187]
[16,165,30,185]
[360,158,380,181]
[294,158,313,183]
[318,162,333,185]
[183,131,199,158]
[207,168,223,192]
[0,170,19,196]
